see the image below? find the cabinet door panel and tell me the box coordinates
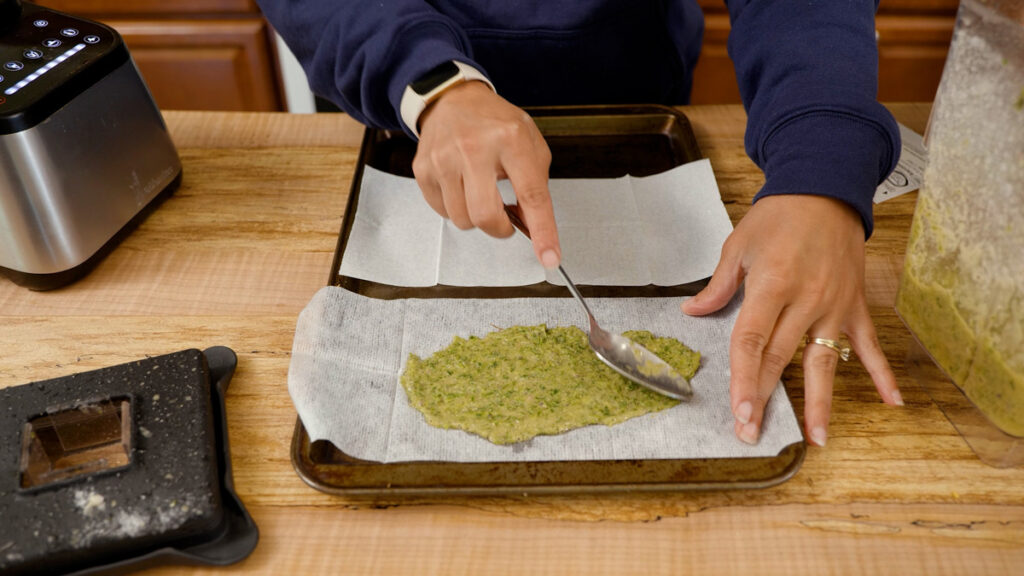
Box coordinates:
[691,12,955,104]
[105,19,283,111]
[876,15,955,102]
[690,12,741,104]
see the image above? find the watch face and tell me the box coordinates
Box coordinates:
[410,61,460,96]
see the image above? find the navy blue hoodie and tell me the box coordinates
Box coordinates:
[258,0,900,237]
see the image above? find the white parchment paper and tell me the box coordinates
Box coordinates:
[339,159,733,287]
[289,287,804,463]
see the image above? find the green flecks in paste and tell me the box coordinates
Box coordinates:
[401,325,700,444]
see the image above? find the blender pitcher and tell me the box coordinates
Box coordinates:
[896,0,1024,466]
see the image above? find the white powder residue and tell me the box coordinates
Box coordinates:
[70,494,202,549]
[112,510,148,538]
[73,490,106,516]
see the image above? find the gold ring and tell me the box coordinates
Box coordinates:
[808,337,851,361]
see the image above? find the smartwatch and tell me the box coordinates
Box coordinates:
[399,60,495,138]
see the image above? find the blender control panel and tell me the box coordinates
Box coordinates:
[0,5,118,113]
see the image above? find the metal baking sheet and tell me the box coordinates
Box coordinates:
[292,104,805,497]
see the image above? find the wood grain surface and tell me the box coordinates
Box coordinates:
[3,104,1023,575]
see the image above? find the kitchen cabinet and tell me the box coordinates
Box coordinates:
[35,0,285,111]
[692,0,958,104]
[34,1,955,110]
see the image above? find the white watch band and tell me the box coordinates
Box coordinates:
[399,60,495,138]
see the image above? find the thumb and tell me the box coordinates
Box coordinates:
[682,251,744,316]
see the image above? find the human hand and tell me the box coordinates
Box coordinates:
[681,195,903,447]
[413,81,560,268]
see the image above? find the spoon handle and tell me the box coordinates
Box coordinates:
[503,205,597,321]
[502,204,532,239]
[555,266,598,323]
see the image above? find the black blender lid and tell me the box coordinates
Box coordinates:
[0,347,258,575]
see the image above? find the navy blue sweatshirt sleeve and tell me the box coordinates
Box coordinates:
[725,0,900,237]
[256,0,484,133]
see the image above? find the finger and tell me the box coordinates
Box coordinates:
[729,290,786,445]
[803,318,845,447]
[501,130,559,268]
[462,160,513,238]
[756,305,814,407]
[681,239,745,316]
[412,154,448,219]
[738,304,817,446]
[438,171,472,230]
[846,298,902,406]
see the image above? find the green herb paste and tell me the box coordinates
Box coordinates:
[898,267,1024,437]
[898,192,1024,437]
[401,325,700,445]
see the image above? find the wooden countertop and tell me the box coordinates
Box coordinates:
[3,104,1023,575]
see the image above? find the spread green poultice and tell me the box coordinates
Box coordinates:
[401,325,700,445]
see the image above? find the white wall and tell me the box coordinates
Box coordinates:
[275,33,316,114]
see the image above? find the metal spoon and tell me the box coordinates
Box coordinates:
[503,205,693,401]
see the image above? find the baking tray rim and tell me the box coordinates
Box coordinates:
[290,418,806,498]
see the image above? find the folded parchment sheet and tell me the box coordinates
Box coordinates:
[289,287,804,464]
[339,159,734,287]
